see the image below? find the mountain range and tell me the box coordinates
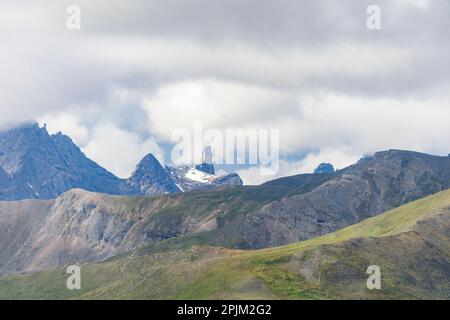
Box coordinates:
[0,122,242,200]
[0,122,449,299]
[0,145,449,278]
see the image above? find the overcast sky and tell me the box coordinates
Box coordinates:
[1,0,449,184]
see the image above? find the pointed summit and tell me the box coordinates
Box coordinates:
[196,146,215,175]
[202,146,213,164]
[134,154,163,173]
[0,122,124,200]
[129,154,180,195]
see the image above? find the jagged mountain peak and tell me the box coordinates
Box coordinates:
[134,153,162,172]
[0,122,124,200]
[195,146,215,175]
[0,122,50,174]
[129,153,180,195]
[0,123,243,200]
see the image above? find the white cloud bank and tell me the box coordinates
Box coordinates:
[2,0,450,183]
[83,123,164,178]
[41,115,164,178]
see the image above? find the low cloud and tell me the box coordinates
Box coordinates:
[83,122,164,178]
[237,148,360,185]
[42,116,164,178]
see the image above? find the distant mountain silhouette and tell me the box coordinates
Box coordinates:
[0,122,242,200]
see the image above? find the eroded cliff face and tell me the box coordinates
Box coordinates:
[222,150,450,249]
[0,123,126,200]
[0,189,219,275]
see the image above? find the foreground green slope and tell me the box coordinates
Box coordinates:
[1,189,450,300]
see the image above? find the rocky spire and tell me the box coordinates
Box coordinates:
[129,154,180,194]
[196,146,215,175]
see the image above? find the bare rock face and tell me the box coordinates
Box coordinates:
[225,150,450,249]
[213,173,243,187]
[0,188,219,275]
[0,123,127,200]
[0,166,10,190]
[127,154,181,195]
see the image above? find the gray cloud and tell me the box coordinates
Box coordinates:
[1,0,449,182]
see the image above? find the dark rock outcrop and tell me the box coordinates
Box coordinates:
[213,173,243,187]
[0,122,126,200]
[128,154,180,195]
[313,163,335,174]
[225,150,450,248]
[195,163,215,175]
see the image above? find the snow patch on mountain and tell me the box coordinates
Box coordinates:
[185,168,215,183]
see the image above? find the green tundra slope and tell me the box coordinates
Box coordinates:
[1,189,449,300]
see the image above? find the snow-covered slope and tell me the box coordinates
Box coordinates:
[185,168,216,183]
[166,165,243,192]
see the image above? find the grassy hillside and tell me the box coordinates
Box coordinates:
[1,189,450,300]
